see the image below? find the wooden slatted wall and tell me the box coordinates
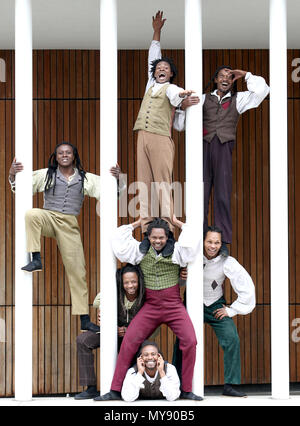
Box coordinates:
[0,48,299,396]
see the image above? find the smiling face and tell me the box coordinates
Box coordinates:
[204,231,222,260]
[214,68,234,96]
[154,60,173,84]
[122,271,139,301]
[148,228,168,252]
[141,345,159,373]
[56,144,75,168]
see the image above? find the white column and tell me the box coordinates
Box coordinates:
[185,0,204,397]
[269,0,290,399]
[99,0,118,395]
[14,0,33,401]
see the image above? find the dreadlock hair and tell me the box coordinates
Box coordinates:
[44,141,87,194]
[116,264,145,319]
[138,340,164,359]
[147,218,170,238]
[204,65,237,94]
[204,225,223,241]
[151,57,177,84]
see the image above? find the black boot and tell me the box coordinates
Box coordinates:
[94,390,122,401]
[80,315,100,333]
[74,386,99,400]
[223,384,247,398]
[180,391,203,401]
[21,252,42,272]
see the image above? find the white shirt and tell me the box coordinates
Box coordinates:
[145,40,185,108]
[203,255,256,318]
[121,363,181,402]
[111,223,200,267]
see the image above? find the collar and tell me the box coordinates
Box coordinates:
[144,370,159,383]
[203,254,223,265]
[56,167,79,183]
[211,89,232,102]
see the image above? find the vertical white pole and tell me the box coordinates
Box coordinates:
[185,0,204,397]
[14,0,33,401]
[100,0,118,395]
[269,0,290,399]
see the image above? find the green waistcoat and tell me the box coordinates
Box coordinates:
[140,247,180,291]
[133,84,174,137]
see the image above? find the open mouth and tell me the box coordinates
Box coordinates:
[145,360,156,369]
[207,248,218,256]
[157,72,166,80]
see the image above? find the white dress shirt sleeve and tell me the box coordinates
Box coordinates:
[236,72,270,114]
[166,84,185,108]
[121,369,145,402]
[223,256,256,317]
[173,94,206,132]
[172,224,201,267]
[111,224,144,264]
[159,364,181,402]
[145,40,162,93]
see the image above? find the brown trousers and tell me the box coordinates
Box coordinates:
[25,208,89,315]
[137,130,175,233]
[76,331,100,387]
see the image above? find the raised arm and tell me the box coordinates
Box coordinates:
[111,219,144,264]
[172,215,201,267]
[147,11,166,86]
[152,10,166,41]
[233,69,270,114]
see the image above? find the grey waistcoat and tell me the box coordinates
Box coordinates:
[43,169,84,216]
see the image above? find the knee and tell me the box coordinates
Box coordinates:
[223,327,240,349]
[179,333,197,351]
[76,333,86,348]
[25,208,40,224]
[76,332,93,351]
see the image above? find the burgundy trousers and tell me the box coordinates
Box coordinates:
[111,284,197,393]
[203,135,235,244]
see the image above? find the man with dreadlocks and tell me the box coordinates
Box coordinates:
[134,10,193,237]
[74,263,145,400]
[175,65,269,253]
[8,141,125,332]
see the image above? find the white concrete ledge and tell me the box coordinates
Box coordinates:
[1,395,300,407]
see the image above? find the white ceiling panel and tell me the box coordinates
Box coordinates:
[0,0,299,49]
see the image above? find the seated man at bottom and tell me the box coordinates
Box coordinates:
[95,216,202,401]
[121,341,180,402]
